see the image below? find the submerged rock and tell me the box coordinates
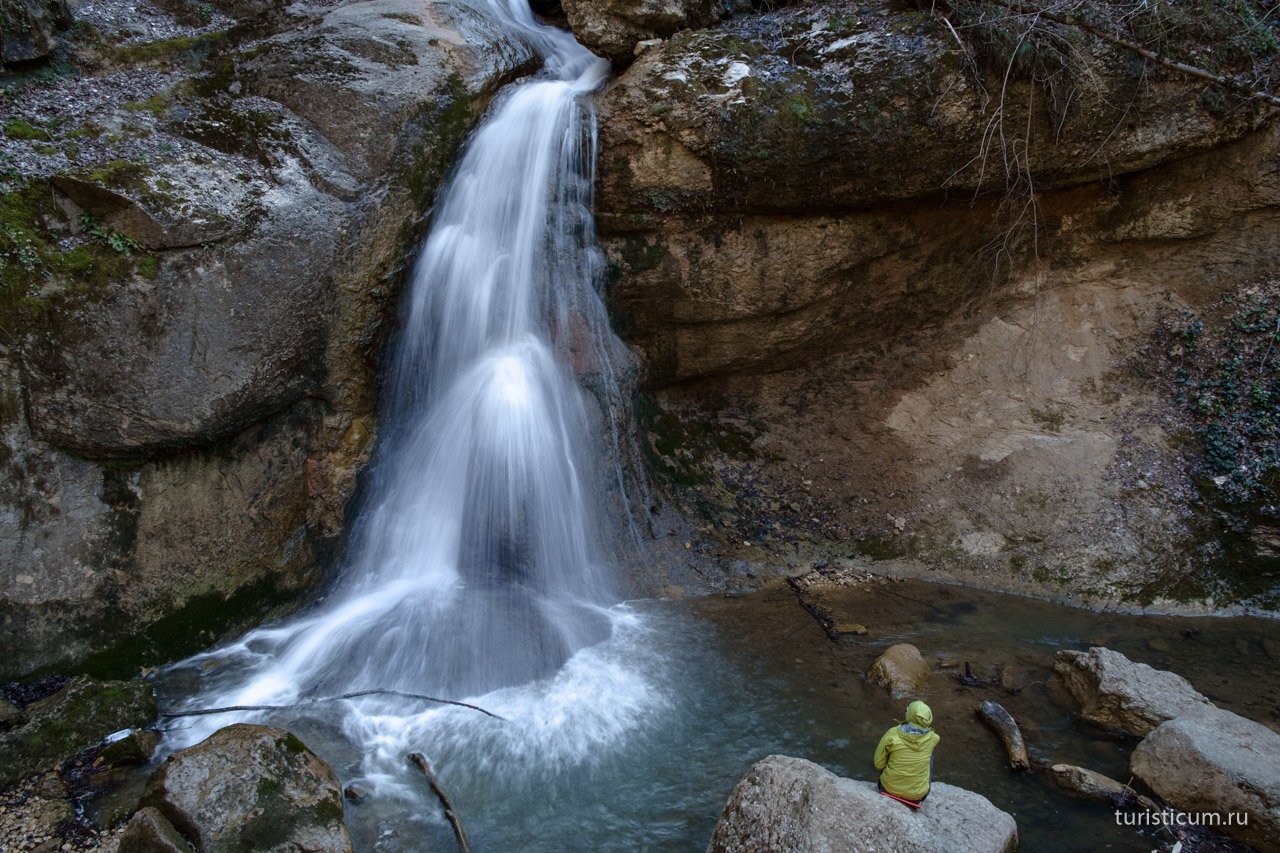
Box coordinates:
[1131,705,1280,851]
[1053,647,1211,736]
[142,723,352,853]
[868,643,930,699]
[0,676,155,789]
[707,754,1018,852]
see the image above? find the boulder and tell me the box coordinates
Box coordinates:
[562,0,725,66]
[99,727,162,766]
[598,3,1266,223]
[0,676,156,788]
[142,724,352,853]
[0,699,22,730]
[1053,647,1211,736]
[707,754,1018,852]
[0,0,71,66]
[119,806,194,853]
[1131,705,1280,851]
[868,643,930,699]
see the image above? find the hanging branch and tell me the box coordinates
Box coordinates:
[159,689,507,721]
[982,0,1280,107]
[409,753,472,853]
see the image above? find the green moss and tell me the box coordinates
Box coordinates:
[175,101,297,169]
[282,732,308,754]
[257,777,283,798]
[381,11,422,24]
[619,236,666,273]
[3,119,51,141]
[403,72,476,204]
[65,122,105,140]
[635,393,756,491]
[83,158,152,187]
[111,31,225,66]
[75,571,313,680]
[137,254,159,279]
[852,536,903,561]
[0,677,155,788]
[121,92,173,118]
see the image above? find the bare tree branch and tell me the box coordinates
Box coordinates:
[409,753,472,853]
[984,0,1280,107]
[159,689,507,721]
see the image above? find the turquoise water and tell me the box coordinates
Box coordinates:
[156,581,1278,851]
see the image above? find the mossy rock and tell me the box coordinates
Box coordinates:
[142,724,352,853]
[0,675,156,788]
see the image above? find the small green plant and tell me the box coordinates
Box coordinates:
[2,225,41,271]
[78,212,143,257]
[1161,282,1280,505]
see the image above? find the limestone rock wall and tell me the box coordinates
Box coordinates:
[596,0,1280,605]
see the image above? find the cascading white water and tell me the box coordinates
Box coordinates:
[164,0,661,778]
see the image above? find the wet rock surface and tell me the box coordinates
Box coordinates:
[1054,646,1212,736]
[0,676,155,789]
[707,754,1018,853]
[0,0,534,677]
[142,723,352,853]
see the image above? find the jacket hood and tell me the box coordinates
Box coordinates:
[906,700,933,729]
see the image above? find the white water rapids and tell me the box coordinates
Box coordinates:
[163,0,667,814]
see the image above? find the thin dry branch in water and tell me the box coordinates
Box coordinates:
[410,752,472,853]
[159,689,507,720]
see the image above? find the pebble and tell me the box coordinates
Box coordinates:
[0,776,124,853]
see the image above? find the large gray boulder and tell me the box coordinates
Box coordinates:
[1053,647,1211,736]
[707,755,1018,852]
[142,724,352,853]
[0,0,71,66]
[563,0,723,66]
[598,3,1266,228]
[1131,705,1280,852]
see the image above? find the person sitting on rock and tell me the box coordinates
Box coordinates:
[873,700,940,805]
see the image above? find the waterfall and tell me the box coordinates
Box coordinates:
[164,0,654,765]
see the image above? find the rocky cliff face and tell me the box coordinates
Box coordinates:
[0,0,535,677]
[594,0,1280,607]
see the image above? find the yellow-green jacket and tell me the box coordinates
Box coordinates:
[873,702,939,801]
